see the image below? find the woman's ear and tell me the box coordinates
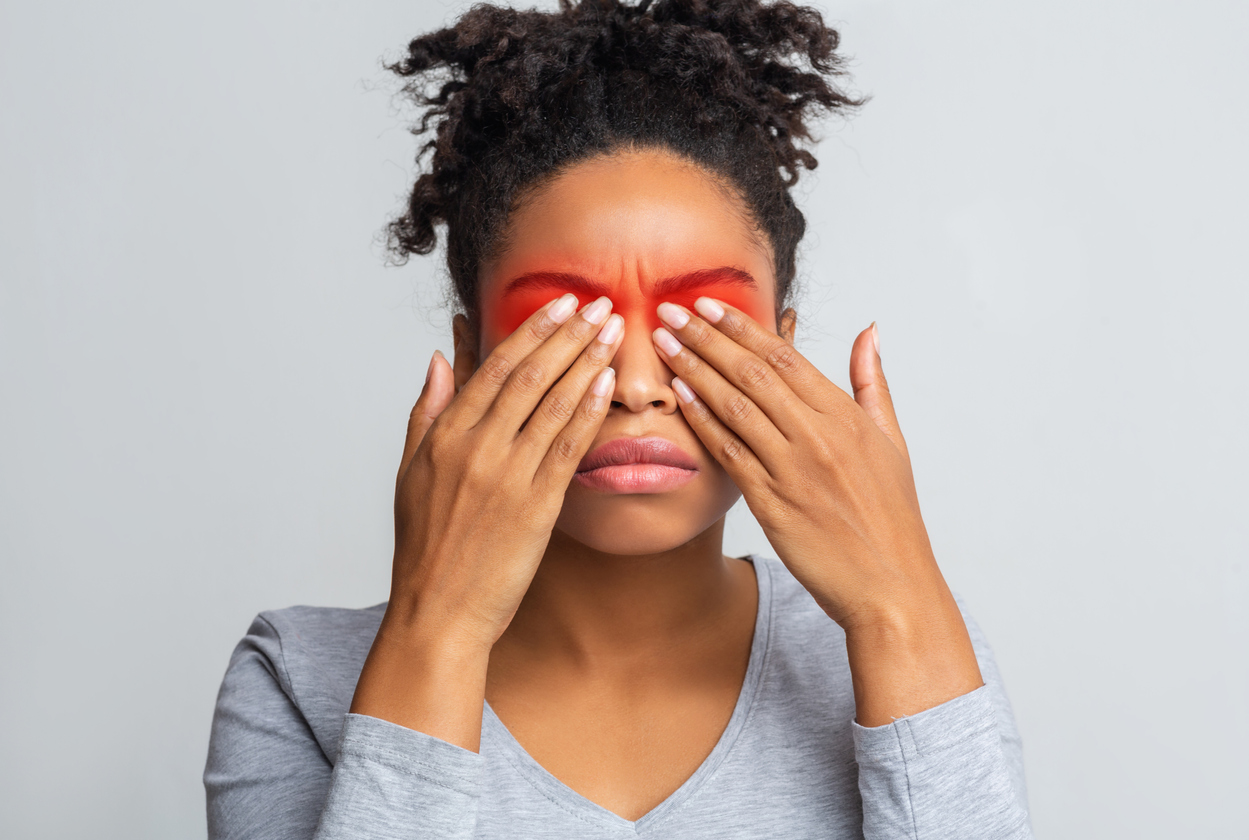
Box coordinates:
[779,308,797,345]
[451,314,479,394]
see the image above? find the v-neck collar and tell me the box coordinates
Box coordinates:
[481,555,775,833]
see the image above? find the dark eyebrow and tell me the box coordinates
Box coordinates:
[501,266,757,298]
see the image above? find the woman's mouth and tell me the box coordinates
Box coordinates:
[573,436,699,494]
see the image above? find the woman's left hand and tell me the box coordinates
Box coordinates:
[652,298,983,724]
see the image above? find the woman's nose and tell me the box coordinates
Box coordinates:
[609,310,678,414]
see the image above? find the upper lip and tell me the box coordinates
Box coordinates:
[576,436,699,473]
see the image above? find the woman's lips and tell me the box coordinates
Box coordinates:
[573,436,699,494]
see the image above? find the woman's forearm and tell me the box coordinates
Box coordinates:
[349,612,492,753]
[842,577,984,727]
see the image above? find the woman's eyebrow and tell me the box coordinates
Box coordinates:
[500,267,757,298]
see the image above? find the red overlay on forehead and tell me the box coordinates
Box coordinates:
[484,266,772,346]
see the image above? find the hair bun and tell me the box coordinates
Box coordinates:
[386,0,863,322]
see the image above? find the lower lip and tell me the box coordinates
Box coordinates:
[573,464,697,494]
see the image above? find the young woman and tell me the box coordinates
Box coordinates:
[205,1,1033,837]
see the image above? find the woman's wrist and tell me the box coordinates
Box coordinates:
[349,611,494,753]
[841,585,984,728]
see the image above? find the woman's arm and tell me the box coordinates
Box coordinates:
[349,294,622,750]
[651,299,1031,837]
[852,599,1032,839]
[207,296,623,839]
[205,615,334,839]
[205,614,483,840]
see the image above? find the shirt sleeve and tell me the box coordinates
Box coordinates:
[204,614,485,840]
[850,601,1033,840]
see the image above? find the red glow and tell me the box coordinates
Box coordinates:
[484,267,772,347]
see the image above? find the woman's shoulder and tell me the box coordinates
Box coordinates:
[240,601,385,679]
[216,602,387,761]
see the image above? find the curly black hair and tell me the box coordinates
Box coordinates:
[386,0,862,327]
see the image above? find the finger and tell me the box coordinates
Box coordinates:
[398,350,455,483]
[533,366,616,492]
[452,293,581,422]
[850,322,909,460]
[517,312,624,455]
[652,323,791,466]
[656,301,814,440]
[690,297,852,414]
[483,296,616,435]
[669,375,773,487]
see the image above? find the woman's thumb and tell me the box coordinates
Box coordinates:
[399,350,453,477]
[850,323,908,460]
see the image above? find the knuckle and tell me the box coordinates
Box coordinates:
[736,357,773,391]
[678,352,705,377]
[551,433,581,462]
[422,422,447,451]
[541,392,577,424]
[685,398,712,423]
[510,360,548,395]
[462,454,492,487]
[684,319,712,345]
[722,393,753,424]
[720,436,748,463]
[477,354,513,389]
[582,336,613,364]
[806,433,836,467]
[765,342,802,375]
[524,314,557,342]
[719,313,750,341]
[564,313,598,342]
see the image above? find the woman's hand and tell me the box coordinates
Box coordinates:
[351,294,624,749]
[652,298,983,725]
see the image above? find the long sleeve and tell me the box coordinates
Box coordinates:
[205,614,485,840]
[851,602,1033,840]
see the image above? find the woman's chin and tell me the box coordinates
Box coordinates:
[553,485,741,557]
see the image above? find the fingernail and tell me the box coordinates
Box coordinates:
[583,296,612,325]
[597,313,624,344]
[653,327,682,357]
[870,321,880,356]
[591,367,615,397]
[424,350,440,387]
[671,377,696,404]
[548,294,578,324]
[694,297,725,324]
[657,301,690,329]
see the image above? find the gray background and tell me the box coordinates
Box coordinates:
[2,1,1245,837]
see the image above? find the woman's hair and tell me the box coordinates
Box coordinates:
[386,0,862,326]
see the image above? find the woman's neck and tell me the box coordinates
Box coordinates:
[494,518,754,668]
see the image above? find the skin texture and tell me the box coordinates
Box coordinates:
[350,148,983,821]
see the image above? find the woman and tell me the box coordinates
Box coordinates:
[205,1,1033,837]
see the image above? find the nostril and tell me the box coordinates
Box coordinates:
[651,399,664,407]
[610,400,624,409]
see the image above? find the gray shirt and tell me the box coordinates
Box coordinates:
[205,555,1033,838]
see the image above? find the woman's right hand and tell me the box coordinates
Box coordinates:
[350,293,623,749]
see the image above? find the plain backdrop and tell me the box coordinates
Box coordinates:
[2,1,1246,837]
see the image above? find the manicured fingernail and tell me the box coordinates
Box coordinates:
[424,350,439,387]
[694,297,725,324]
[657,301,690,329]
[870,321,880,356]
[653,327,682,357]
[671,377,696,404]
[548,294,578,324]
[597,313,624,344]
[583,296,612,325]
[591,367,615,397]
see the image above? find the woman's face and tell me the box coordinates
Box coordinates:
[470,148,790,556]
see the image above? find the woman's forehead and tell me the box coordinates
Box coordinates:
[481,148,776,298]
